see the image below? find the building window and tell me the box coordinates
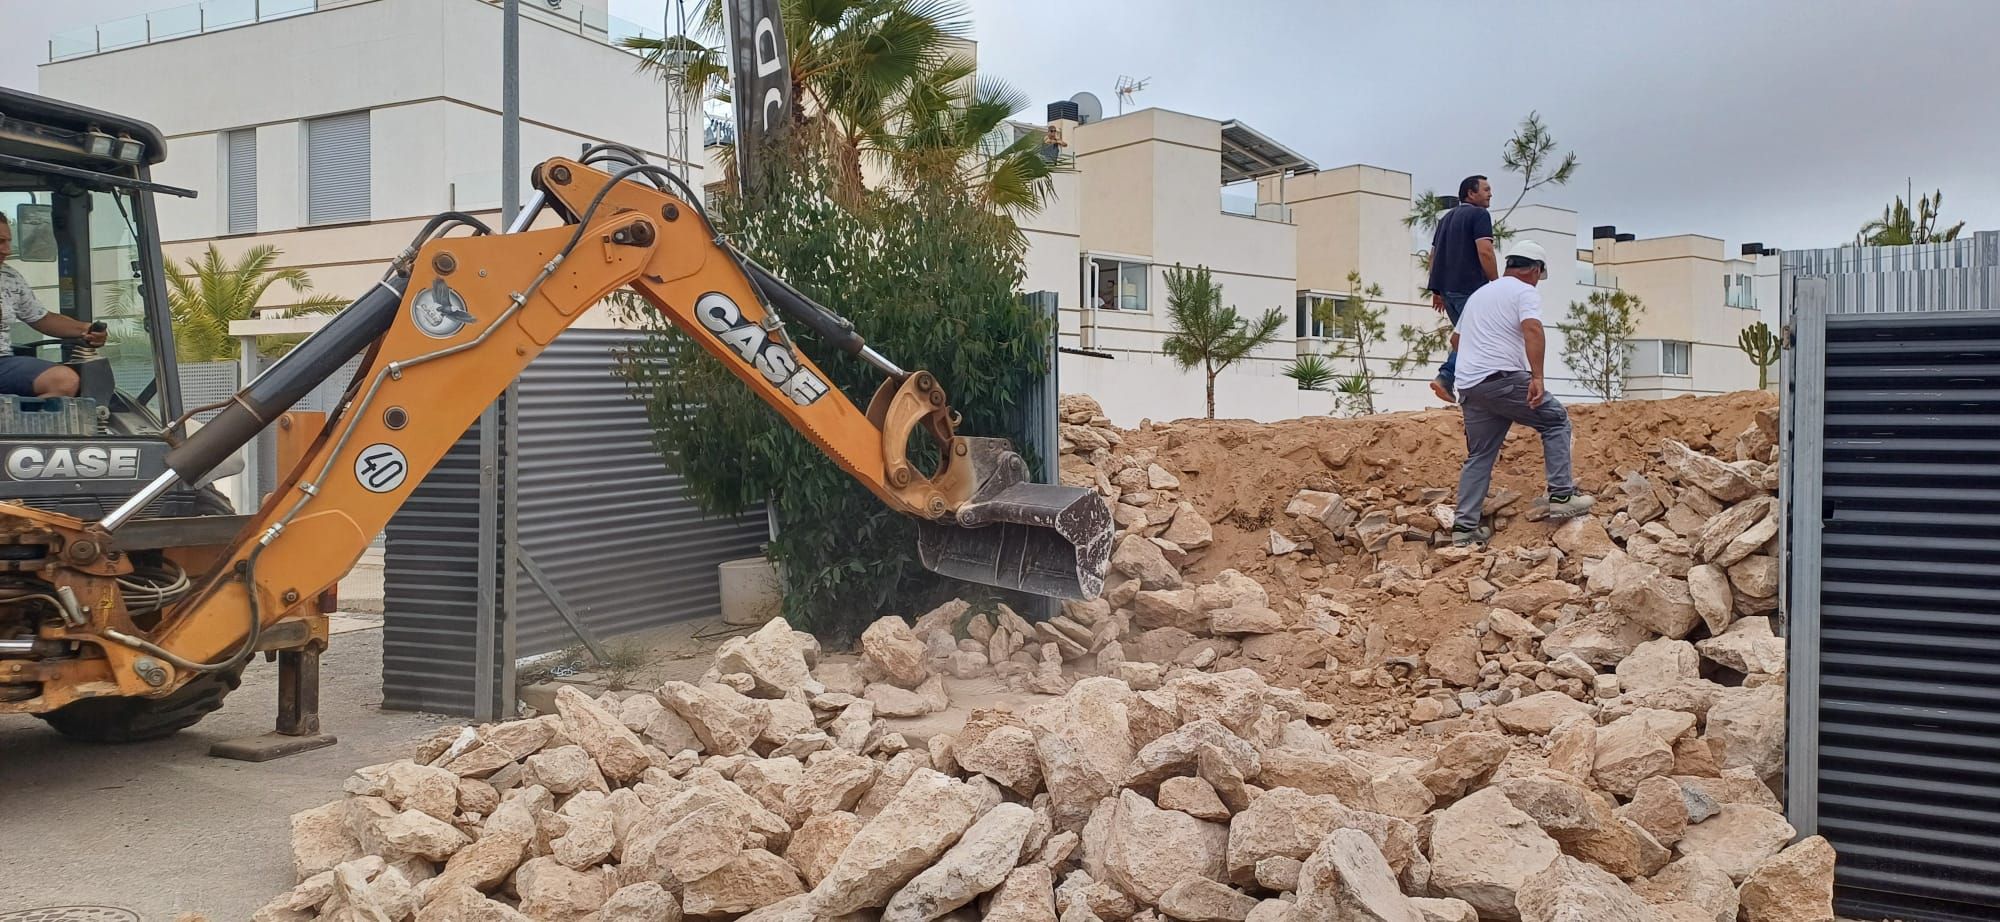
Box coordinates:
[1725,273,1756,309]
[1661,341,1692,376]
[306,111,371,225]
[1295,292,1354,339]
[225,128,256,234]
[1089,257,1148,311]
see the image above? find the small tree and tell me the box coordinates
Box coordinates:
[166,244,345,362]
[1283,354,1337,414]
[1858,188,1964,246]
[1406,111,1580,276]
[1320,270,1387,416]
[1333,373,1375,418]
[1559,289,1644,401]
[1160,264,1285,419]
[1738,321,1780,390]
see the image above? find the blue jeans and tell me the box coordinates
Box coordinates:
[1437,291,1472,388]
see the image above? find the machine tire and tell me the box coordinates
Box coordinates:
[189,484,236,517]
[37,668,243,743]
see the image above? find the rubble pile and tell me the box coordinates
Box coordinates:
[260,390,1835,921]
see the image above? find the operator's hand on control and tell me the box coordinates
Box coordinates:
[1431,292,1446,313]
[1527,375,1545,408]
[81,327,107,348]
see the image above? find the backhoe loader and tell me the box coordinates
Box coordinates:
[0,87,1111,753]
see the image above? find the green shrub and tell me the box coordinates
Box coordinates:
[615,153,1051,640]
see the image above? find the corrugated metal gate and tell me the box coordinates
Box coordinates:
[381,330,767,717]
[510,329,766,656]
[1784,233,2000,921]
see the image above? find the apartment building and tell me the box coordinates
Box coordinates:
[39,0,694,327]
[1580,228,1781,399]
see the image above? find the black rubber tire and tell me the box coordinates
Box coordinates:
[189,483,236,517]
[38,668,243,743]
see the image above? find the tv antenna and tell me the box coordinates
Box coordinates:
[1114,75,1151,115]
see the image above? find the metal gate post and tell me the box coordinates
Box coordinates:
[1782,275,1829,835]
[474,399,500,720]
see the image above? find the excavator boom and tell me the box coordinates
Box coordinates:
[18,156,1108,711]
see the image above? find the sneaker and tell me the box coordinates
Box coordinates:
[1546,493,1596,519]
[1451,524,1493,547]
[1430,379,1457,404]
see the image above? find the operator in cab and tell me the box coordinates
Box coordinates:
[0,212,107,398]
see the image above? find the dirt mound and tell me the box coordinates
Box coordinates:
[1115,391,1772,585]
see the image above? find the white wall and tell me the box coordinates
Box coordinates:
[39,0,699,308]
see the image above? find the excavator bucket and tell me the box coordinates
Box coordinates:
[917,438,1114,601]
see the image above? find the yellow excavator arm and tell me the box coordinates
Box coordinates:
[5,156,1109,714]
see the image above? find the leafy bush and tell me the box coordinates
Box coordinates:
[614,153,1051,640]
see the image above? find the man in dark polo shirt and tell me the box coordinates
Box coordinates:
[1426,175,1499,403]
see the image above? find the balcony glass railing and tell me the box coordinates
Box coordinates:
[1725,287,1757,309]
[50,0,314,60]
[49,0,662,62]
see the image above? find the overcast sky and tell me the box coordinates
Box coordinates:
[9,0,1996,250]
[619,0,2000,251]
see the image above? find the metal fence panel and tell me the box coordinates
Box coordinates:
[510,329,766,657]
[1785,237,2000,921]
[381,408,506,716]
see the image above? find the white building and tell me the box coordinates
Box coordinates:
[1014,101,1776,425]
[40,0,695,327]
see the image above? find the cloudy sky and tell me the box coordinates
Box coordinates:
[616,0,2000,250]
[8,0,1995,250]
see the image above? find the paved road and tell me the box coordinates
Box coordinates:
[0,624,452,921]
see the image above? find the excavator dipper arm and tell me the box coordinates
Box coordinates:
[28,158,1107,706]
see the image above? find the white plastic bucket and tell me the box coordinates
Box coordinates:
[718,556,782,626]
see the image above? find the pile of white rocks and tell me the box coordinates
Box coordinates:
[262,618,1829,922]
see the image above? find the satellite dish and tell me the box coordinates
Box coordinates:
[1070,92,1103,124]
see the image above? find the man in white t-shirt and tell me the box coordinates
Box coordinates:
[0,213,108,398]
[1449,240,1594,546]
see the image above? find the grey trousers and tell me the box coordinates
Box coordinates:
[1454,371,1575,530]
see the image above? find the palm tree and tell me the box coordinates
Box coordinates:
[1160,264,1286,419]
[623,0,1056,212]
[1858,189,1964,246]
[166,245,345,362]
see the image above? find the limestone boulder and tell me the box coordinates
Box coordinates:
[716,617,823,697]
[599,881,681,922]
[861,616,932,689]
[1728,555,1778,599]
[1159,776,1232,821]
[657,682,764,756]
[1426,787,1562,920]
[882,803,1036,922]
[514,856,609,922]
[1631,855,1737,922]
[1593,714,1678,798]
[1156,877,1259,921]
[1664,440,1760,503]
[1541,612,1652,667]
[554,685,652,783]
[1126,719,1261,789]
[1293,828,1424,922]
[1695,617,1786,677]
[1609,562,1701,639]
[681,849,804,917]
[809,769,979,915]
[1101,789,1230,905]
[987,866,1060,922]
[956,709,1044,796]
[1704,683,1786,781]
[1738,835,1836,922]
[1515,855,1657,922]
[1421,732,1512,802]
[785,812,862,888]
[1614,639,1700,695]
[1687,564,1735,635]
[1028,679,1139,828]
[1113,534,1183,590]
[1675,804,1796,883]
[1496,691,1594,737]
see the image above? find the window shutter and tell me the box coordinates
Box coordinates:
[306,111,371,225]
[225,129,257,234]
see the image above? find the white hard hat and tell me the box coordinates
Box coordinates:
[1505,240,1548,264]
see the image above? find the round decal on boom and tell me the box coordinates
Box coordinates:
[354,443,409,494]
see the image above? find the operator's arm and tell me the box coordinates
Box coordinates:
[1522,319,1547,407]
[28,312,105,346]
[1477,238,1499,282]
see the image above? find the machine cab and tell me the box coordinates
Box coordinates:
[0,88,217,517]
